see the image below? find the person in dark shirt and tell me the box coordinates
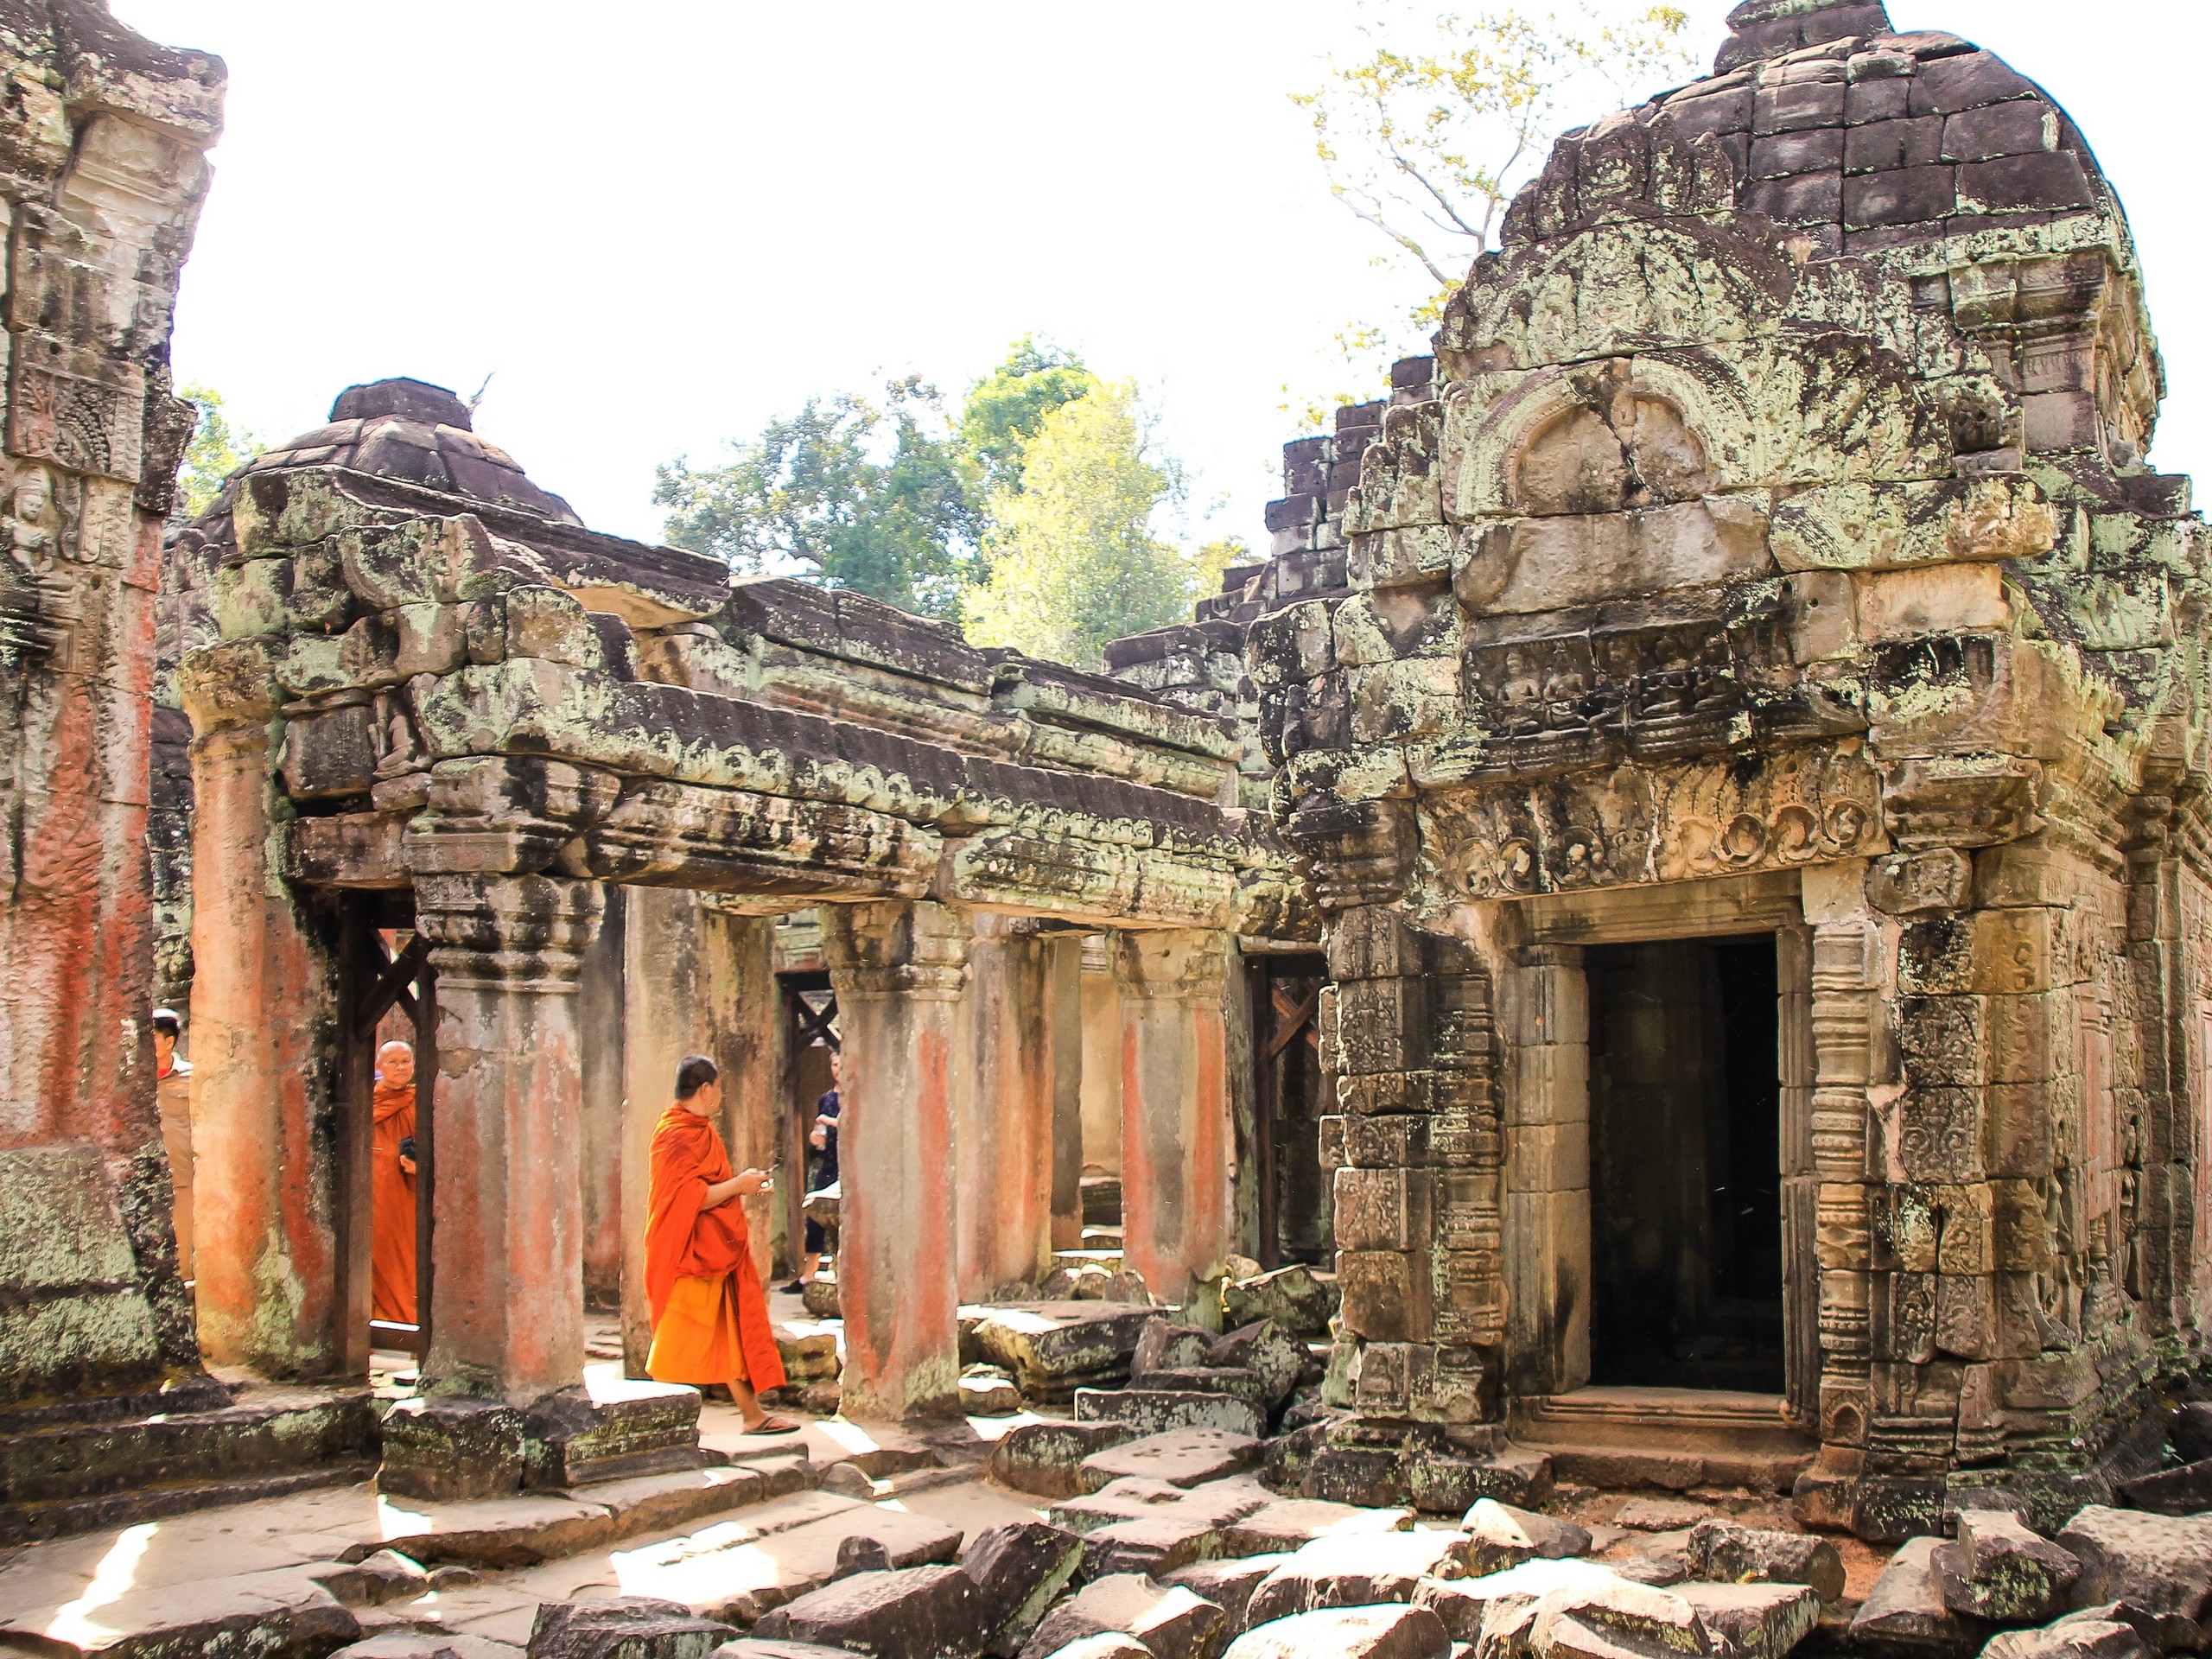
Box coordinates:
[781,1049,841,1293]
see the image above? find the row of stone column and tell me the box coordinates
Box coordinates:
[188,736,1233,1419]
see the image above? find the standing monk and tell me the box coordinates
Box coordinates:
[645,1054,796,1433]
[372,1040,419,1326]
[152,1009,194,1278]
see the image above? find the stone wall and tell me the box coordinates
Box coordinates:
[0,3,222,1407]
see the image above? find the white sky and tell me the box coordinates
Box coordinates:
[110,1,2212,556]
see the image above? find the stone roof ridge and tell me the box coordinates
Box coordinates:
[1716,0,1893,74]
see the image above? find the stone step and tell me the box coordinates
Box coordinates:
[1510,1387,1815,1459]
[0,1384,378,1545]
[1532,1441,1815,1495]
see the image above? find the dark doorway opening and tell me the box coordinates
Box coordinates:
[1587,934,1783,1393]
[1249,952,1329,1268]
[777,971,839,1283]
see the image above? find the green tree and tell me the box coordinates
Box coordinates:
[653,377,975,619]
[174,382,262,521]
[957,336,1092,501]
[1291,2,1692,406]
[962,381,1213,669]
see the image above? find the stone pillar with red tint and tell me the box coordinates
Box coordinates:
[1115,928,1232,1304]
[956,914,1054,1301]
[412,870,604,1404]
[823,899,968,1422]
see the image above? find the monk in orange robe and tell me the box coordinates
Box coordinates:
[645,1053,795,1433]
[372,1039,419,1326]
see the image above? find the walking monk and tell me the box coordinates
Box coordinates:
[645,1055,797,1433]
[372,1040,419,1325]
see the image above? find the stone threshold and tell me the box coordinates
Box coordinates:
[1510,1388,1817,1495]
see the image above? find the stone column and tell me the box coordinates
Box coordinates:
[1499,944,1589,1399]
[958,916,1053,1300]
[187,705,345,1377]
[413,872,603,1404]
[1079,935,1124,1210]
[823,900,968,1421]
[619,889,779,1376]
[1046,932,1086,1253]
[1114,929,1231,1303]
[577,886,627,1313]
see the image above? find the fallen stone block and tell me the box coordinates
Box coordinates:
[1133,1321,1217,1379]
[1675,1583,1819,1659]
[1243,1529,1471,1624]
[1211,1322,1305,1408]
[1166,1554,1294,1632]
[712,1643,862,1659]
[801,1279,842,1320]
[1302,1445,1404,1508]
[1983,1620,2154,1659]
[988,1421,1139,1499]
[1050,1474,1271,1537]
[1222,1604,1449,1659]
[1139,1369,1271,1408]
[2056,1507,2212,1632]
[2050,1603,2195,1656]
[1082,1428,1261,1492]
[1082,1511,1228,1578]
[2113,1458,2212,1518]
[338,1491,619,1568]
[750,1565,980,1659]
[1529,1576,1713,1659]
[961,1520,1085,1654]
[820,1462,877,1499]
[1848,1537,1983,1657]
[1221,1267,1337,1340]
[971,1304,1162,1400]
[528,1597,734,1659]
[1465,1499,1592,1574]
[1933,1509,2080,1624]
[1411,1559,1627,1645]
[1077,1389,1268,1440]
[1019,1573,1229,1659]
[1406,1445,1553,1515]
[962,1366,1025,1416]
[1683,1521,1844,1604]
[308,1547,432,1606]
[1223,1497,1412,1556]
[839,1535,896,1579]
[776,1324,841,1382]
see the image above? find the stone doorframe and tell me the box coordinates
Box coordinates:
[1495,869,1819,1423]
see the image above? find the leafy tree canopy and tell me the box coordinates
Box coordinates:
[654,376,976,620]
[1289,2,1691,416]
[174,383,263,523]
[962,380,1219,670]
[957,335,1093,501]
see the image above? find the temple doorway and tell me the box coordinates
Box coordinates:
[1249,952,1329,1268]
[1586,934,1783,1393]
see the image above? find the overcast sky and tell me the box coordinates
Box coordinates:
[110,1,2212,556]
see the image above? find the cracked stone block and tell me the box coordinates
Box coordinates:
[962,1521,1085,1655]
[1019,1573,1228,1659]
[1934,1509,2081,1624]
[1411,1560,1630,1643]
[1033,1637,1153,1659]
[2056,1509,2212,1636]
[1222,1605,1450,1659]
[1675,1583,1819,1659]
[1075,1389,1267,1440]
[750,1566,979,1659]
[1166,1555,1295,1633]
[1465,1499,1593,1574]
[1211,1322,1305,1408]
[1528,1577,1714,1659]
[1244,1529,1471,1625]
[1683,1521,1845,1604]
[987,1421,1138,1499]
[1222,1268,1338,1339]
[1080,1428,1262,1491]
[1849,1538,1982,1658]
[525,1596,734,1659]
[1133,1322,1217,1379]
[1982,1620,2153,1659]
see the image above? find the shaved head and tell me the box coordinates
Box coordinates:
[378,1041,416,1086]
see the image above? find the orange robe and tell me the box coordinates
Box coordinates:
[645,1106,785,1392]
[372,1076,418,1325]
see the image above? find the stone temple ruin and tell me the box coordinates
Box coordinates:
[14,0,2212,1653]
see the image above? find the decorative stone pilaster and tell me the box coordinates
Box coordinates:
[1498,944,1590,1401]
[1113,928,1232,1304]
[823,900,969,1422]
[412,870,603,1405]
